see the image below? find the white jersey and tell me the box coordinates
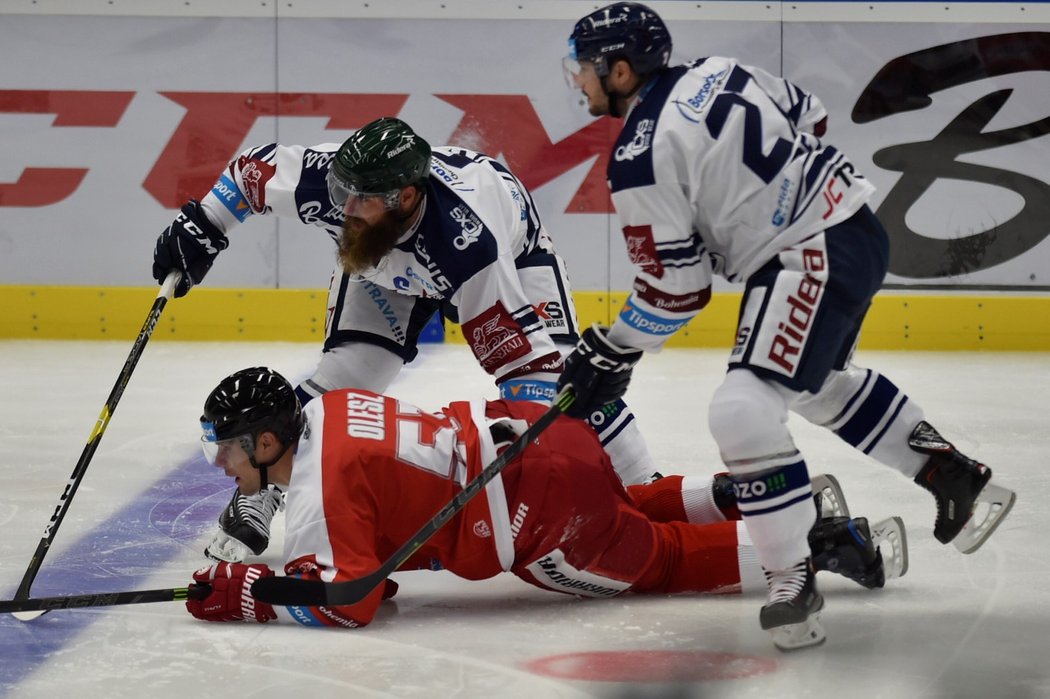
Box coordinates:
[198,143,563,384]
[605,57,876,352]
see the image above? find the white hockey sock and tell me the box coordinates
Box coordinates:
[735,521,766,595]
[591,403,660,485]
[681,475,728,524]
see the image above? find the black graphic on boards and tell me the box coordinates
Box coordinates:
[853,32,1050,279]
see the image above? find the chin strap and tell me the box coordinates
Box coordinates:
[249,439,295,492]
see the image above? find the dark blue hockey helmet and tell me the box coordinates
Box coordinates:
[568,2,672,78]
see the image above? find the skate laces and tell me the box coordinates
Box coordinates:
[764,561,809,604]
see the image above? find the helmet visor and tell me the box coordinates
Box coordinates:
[562,55,598,89]
[326,165,401,214]
[200,422,255,466]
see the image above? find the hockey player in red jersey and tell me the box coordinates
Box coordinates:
[186,367,906,629]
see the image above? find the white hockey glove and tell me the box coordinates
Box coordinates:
[204,486,284,563]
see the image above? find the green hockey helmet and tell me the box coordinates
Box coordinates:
[327,117,432,211]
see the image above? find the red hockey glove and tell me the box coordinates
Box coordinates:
[187,562,277,623]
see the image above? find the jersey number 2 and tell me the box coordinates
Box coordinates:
[704,67,794,184]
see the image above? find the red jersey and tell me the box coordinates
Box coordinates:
[270,389,748,629]
[276,390,516,628]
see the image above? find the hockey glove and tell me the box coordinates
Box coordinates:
[187,562,277,623]
[205,486,283,563]
[556,323,643,419]
[152,199,229,297]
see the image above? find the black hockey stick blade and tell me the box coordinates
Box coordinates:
[0,583,210,616]
[252,390,575,607]
[13,271,180,615]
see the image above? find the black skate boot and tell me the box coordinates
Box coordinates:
[910,421,1015,553]
[759,558,825,651]
[810,515,909,588]
[205,486,284,562]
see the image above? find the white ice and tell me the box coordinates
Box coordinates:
[1,339,1047,698]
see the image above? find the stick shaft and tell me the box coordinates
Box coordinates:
[14,272,180,600]
[1,585,208,614]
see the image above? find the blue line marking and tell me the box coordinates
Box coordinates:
[0,456,228,694]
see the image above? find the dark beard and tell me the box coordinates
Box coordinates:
[337,212,405,275]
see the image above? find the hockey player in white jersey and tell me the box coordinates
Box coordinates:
[556,2,1015,650]
[151,117,660,563]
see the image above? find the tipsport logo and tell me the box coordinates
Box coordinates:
[854,32,1050,280]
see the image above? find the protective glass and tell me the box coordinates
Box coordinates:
[326,166,401,214]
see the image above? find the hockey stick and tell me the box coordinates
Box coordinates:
[11,271,180,621]
[0,584,209,615]
[251,389,576,607]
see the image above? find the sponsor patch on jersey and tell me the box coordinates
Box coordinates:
[618,300,689,337]
[673,68,728,123]
[364,281,407,343]
[633,278,710,313]
[622,224,664,278]
[449,205,484,250]
[473,519,492,538]
[771,176,796,227]
[463,302,531,374]
[211,173,252,222]
[499,379,557,402]
[614,118,655,162]
[238,158,276,213]
[533,300,568,332]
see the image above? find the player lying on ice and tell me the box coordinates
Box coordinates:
[185,366,907,629]
[152,117,666,569]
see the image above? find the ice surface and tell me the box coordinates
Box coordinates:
[1,340,1047,698]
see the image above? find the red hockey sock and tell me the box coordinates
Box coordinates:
[632,520,743,594]
[627,475,688,522]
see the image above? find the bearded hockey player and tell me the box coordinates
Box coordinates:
[186,367,907,629]
[555,2,1015,650]
[151,117,662,564]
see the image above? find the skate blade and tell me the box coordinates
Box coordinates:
[953,481,1016,554]
[768,613,827,651]
[11,610,49,622]
[811,474,850,519]
[871,516,909,579]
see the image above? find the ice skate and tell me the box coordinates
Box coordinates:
[811,473,849,519]
[810,515,908,588]
[759,559,825,651]
[205,486,284,562]
[909,421,1015,553]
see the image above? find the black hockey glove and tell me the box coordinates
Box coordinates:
[556,323,643,419]
[152,199,229,298]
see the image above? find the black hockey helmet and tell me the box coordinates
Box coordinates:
[200,367,304,459]
[567,2,672,78]
[328,117,432,211]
